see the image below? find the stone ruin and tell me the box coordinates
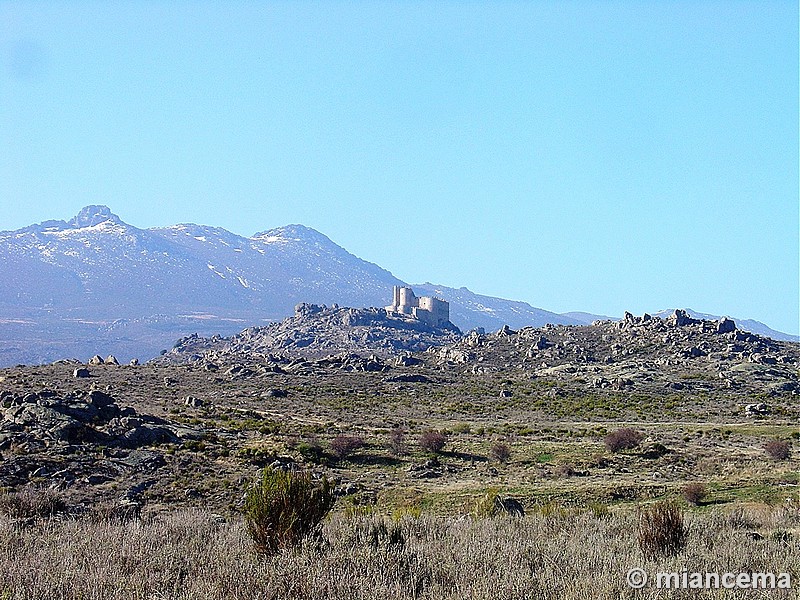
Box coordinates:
[385,286,450,327]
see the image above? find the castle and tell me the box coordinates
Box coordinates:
[385,286,450,327]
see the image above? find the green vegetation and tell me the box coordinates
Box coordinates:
[243,467,335,556]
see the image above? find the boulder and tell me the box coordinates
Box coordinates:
[87,390,115,408]
[668,309,696,327]
[745,403,769,417]
[88,355,104,365]
[117,425,177,448]
[396,355,422,367]
[104,355,119,366]
[183,396,203,408]
[495,496,525,517]
[716,317,736,334]
[73,368,91,379]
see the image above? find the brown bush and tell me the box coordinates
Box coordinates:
[489,442,511,463]
[638,501,688,559]
[555,463,576,478]
[388,427,407,456]
[419,430,447,454]
[682,483,707,506]
[604,428,644,453]
[330,435,365,460]
[764,440,791,460]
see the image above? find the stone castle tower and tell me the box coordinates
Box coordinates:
[385,286,449,327]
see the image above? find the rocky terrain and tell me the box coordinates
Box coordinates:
[433,309,799,405]
[0,306,796,520]
[162,302,462,364]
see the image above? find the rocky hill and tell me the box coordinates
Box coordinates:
[159,304,799,407]
[161,302,462,365]
[432,309,799,404]
[0,306,796,518]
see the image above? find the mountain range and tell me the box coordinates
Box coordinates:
[0,205,793,367]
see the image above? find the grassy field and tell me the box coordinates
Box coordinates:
[0,502,798,599]
[0,333,797,599]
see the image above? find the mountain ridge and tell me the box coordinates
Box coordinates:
[0,206,794,366]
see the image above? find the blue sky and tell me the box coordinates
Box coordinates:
[1,1,798,334]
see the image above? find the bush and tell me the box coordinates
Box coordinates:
[588,502,610,520]
[555,463,576,478]
[488,442,511,463]
[419,430,447,454]
[388,427,407,456]
[472,488,524,518]
[330,435,365,460]
[293,437,326,464]
[0,487,67,520]
[472,488,502,518]
[682,483,707,506]
[243,467,335,556]
[638,501,688,559]
[764,440,791,460]
[605,428,644,453]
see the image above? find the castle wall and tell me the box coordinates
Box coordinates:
[387,286,449,327]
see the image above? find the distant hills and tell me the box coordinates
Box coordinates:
[0,206,794,366]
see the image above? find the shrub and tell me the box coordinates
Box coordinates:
[605,428,644,453]
[388,427,407,456]
[472,488,525,518]
[638,501,688,559]
[330,435,365,460]
[764,440,791,460]
[472,488,502,518]
[419,430,447,454]
[588,502,611,520]
[682,483,707,506]
[294,437,326,464]
[488,442,511,463]
[555,462,576,478]
[0,487,67,520]
[243,467,335,556]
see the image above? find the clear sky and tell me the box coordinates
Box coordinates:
[1,1,798,334]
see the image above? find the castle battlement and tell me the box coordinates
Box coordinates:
[385,286,449,327]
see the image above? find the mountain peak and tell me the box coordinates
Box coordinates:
[68,205,122,229]
[253,224,331,244]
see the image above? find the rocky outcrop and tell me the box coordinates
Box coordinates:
[433,312,798,399]
[159,304,461,363]
[0,389,199,451]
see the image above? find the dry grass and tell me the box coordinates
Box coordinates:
[0,502,798,599]
[637,501,687,559]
